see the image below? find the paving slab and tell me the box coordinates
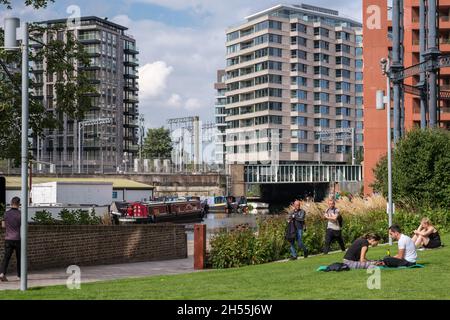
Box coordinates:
[0,256,199,291]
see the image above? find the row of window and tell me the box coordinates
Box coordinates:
[227,20,283,42]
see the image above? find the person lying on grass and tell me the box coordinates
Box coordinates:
[381,225,418,268]
[412,218,442,250]
[343,233,382,269]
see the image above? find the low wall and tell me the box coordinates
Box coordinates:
[0,224,187,273]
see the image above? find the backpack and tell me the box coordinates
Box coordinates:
[337,214,344,228]
[325,262,350,272]
[285,220,297,242]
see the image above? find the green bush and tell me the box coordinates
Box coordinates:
[209,207,450,269]
[373,129,450,209]
[58,208,100,225]
[0,203,5,220]
[32,210,56,224]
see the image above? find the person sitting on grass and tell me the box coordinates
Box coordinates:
[412,218,442,250]
[343,233,382,269]
[382,225,417,268]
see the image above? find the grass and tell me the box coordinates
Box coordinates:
[1,234,450,300]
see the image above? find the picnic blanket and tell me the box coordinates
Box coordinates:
[376,264,425,270]
[316,264,425,272]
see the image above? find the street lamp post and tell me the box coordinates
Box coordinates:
[378,58,394,246]
[2,17,30,291]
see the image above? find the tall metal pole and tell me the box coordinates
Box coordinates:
[351,128,356,166]
[428,0,439,128]
[78,122,81,174]
[419,0,428,129]
[20,22,29,292]
[387,67,394,246]
[392,0,403,143]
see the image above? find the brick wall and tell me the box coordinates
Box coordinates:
[0,225,187,273]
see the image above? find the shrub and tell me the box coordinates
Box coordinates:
[208,196,450,269]
[58,208,101,225]
[32,210,56,224]
[373,128,450,209]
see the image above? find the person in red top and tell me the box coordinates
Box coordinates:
[0,197,22,282]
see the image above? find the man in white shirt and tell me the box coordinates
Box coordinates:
[383,225,418,267]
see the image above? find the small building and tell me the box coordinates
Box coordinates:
[32,181,113,206]
[5,177,154,206]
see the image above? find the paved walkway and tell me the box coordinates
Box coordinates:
[0,256,200,291]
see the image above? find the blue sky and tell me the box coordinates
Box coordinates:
[2,0,363,129]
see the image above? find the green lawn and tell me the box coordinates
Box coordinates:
[2,234,450,300]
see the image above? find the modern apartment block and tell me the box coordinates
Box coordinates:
[214,70,227,166]
[362,0,450,194]
[224,4,364,165]
[30,16,139,173]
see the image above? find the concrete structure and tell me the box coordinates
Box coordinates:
[214,70,227,165]
[31,181,113,205]
[224,4,364,165]
[30,16,140,174]
[362,0,450,194]
[5,177,154,205]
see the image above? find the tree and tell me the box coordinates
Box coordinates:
[143,128,173,160]
[0,7,95,163]
[372,129,450,209]
[0,0,54,9]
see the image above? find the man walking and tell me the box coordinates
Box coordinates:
[323,198,346,254]
[289,200,308,260]
[0,197,22,282]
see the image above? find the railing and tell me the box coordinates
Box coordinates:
[245,164,363,184]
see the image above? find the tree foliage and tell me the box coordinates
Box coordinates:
[372,129,450,209]
[0,21,95,163]
[0,0,54,9]
[143,127,173,159]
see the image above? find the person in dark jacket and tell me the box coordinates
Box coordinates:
[289,200,308,260]
[0,197,22,282]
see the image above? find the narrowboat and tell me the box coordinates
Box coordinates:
[110,198,205,224]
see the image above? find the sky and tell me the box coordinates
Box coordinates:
[2,0,363,129]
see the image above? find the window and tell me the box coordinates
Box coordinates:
[291,23,307,33]
[356,97,364,106]
[356,84,364,93]
[336,82,351,91]
[314,105,330,115]
[291,104,308,113]
[314,40,330,50]
[292,76,308,86]
[314,66,330,76]
[314,118,330,128]
[314,79,329,89]
[314,92,330,102]
[292,63,308,73]
[336,69,351,79]
[112,192,118,199]
[291,36,308,46]
[355,59,363,68]
[292,143,308,152]
[356,109,364,118]
[336,56,351,66]
[291,50,307,59]
[292,130,308,139]
[355,47,363,56]
[292,90,308,99]
[314,27,330,37]
[314,53,330,63]
[356,72,364,80]
[292,117,308,126]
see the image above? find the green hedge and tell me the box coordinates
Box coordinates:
[32,208,101,225]
[209,208,450,269]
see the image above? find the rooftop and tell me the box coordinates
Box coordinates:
[5,177,154,190]
[37,16,128,31]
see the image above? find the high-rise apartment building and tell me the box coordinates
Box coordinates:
[30,16,139,173]
[214,70,227,166]
[362,0,450,194]
[224,4,364,165]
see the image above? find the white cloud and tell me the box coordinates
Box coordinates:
[185,98,202,111]
[167,94,182,108]
[138,61,174,100]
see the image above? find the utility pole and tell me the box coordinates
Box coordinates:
[3,17,30,291]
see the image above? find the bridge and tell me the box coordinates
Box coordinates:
[244,164,363,184]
